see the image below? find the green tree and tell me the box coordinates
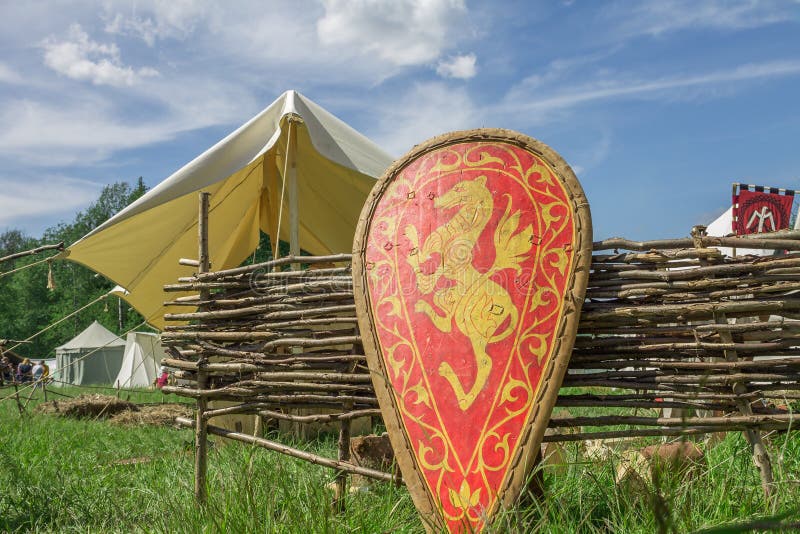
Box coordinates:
[0,179,149,359]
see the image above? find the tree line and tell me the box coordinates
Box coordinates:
[0,178,283,361]
[0,179,149,360]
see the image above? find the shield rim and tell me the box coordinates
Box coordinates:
[352,128,593,532]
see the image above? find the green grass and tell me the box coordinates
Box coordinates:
[0,385,798,533]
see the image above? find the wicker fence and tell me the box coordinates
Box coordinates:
[163,229,800,496]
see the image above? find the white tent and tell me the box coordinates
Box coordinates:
[113,332,167,388]
[64,90,394,328]
[706,207,777,257]
[54,320,126,386]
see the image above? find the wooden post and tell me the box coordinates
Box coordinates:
[731,182,738,257]
[195,367,209,504]
[194,191,211,505]
[23,383,36,410]
[199,191,211,278]
[333,400,353,512]
[42,380,48,402]
[333,328,362,511]
[714,311,774,502]
[13,382,24,415]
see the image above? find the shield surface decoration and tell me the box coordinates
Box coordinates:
[353,129,592,532]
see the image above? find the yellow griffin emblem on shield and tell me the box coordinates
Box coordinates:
[406,176,534,410]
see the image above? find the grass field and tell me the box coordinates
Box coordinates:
[0,384,798,533]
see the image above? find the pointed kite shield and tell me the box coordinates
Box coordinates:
[353,129,592,532]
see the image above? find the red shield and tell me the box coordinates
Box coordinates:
[353,130,591,532]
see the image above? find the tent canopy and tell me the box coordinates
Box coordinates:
[65,90,394,329]
[55,320,126,385]
[56,320,126,350]
[113,332,166,388]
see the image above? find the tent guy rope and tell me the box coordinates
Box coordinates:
[0,253,61,280]
[5,291,112,354]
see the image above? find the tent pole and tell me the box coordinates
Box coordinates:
[194,191,211,505]
[288,118,300,270]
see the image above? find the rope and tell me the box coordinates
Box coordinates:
[0,318,150,405]
[6,291,111,353]
[0,253,60,280]
[273,120,294,260]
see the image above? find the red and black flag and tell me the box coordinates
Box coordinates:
[732,183,795,235]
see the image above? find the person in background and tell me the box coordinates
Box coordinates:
[0,355,11,385]
[155,366,169,389]
[41,360,50,383]
[32,360,44,382]
[16,358,32,383]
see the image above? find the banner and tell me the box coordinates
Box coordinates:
[732,184,794,235]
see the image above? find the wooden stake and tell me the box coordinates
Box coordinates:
[732,182,738,257]
[198,192,211,277]
[194,366,209,505]
[12,382,25,415]
[23,384,36,410]
[715,311,774,503]
[194,191,211,506]
[333,400,353,512]
[0,241,64,264]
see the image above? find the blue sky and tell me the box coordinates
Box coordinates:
[0,0,798,240]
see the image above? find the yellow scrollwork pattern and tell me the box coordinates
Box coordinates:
[366,141,574,530]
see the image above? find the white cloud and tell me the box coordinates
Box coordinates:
[103,0,207,45]
[504,60,800,116]
[610,0,793,38]
[317,0,467,66]
[0,175,100,225]
[513,49,621,92]
[42,24,159,87]
[96,1,475,87]
[0,77,257,167]
[104,13,160,47]
[0,98,168,166]
[0,63,23,84]
[436,53,477,79]
[373,82,481,155]
[569,132,612,178]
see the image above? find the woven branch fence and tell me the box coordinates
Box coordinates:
[163,229,800,498]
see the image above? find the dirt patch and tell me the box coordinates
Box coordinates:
[35,394,137,419]
[109,403,192,427]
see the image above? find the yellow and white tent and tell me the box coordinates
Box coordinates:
[65,90,394,328]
